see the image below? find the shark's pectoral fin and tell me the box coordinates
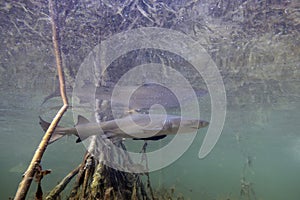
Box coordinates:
[75,137,82,143]
[133,135,167,141]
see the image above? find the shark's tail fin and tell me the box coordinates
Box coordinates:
[39,116,66,144]
[39,116,51,132]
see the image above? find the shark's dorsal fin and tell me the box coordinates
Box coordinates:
[76,115,90,125]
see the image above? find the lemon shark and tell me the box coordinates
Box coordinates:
[39,114,209,144]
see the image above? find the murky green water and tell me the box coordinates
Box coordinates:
[1,89,300,199]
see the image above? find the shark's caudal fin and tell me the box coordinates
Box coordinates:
[39,117,66,144]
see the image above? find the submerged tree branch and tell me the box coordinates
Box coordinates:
[49,0,68,105]
[46,164,81,200]
[14,0,68,199]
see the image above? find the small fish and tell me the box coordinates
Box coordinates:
[39,114,209,144]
